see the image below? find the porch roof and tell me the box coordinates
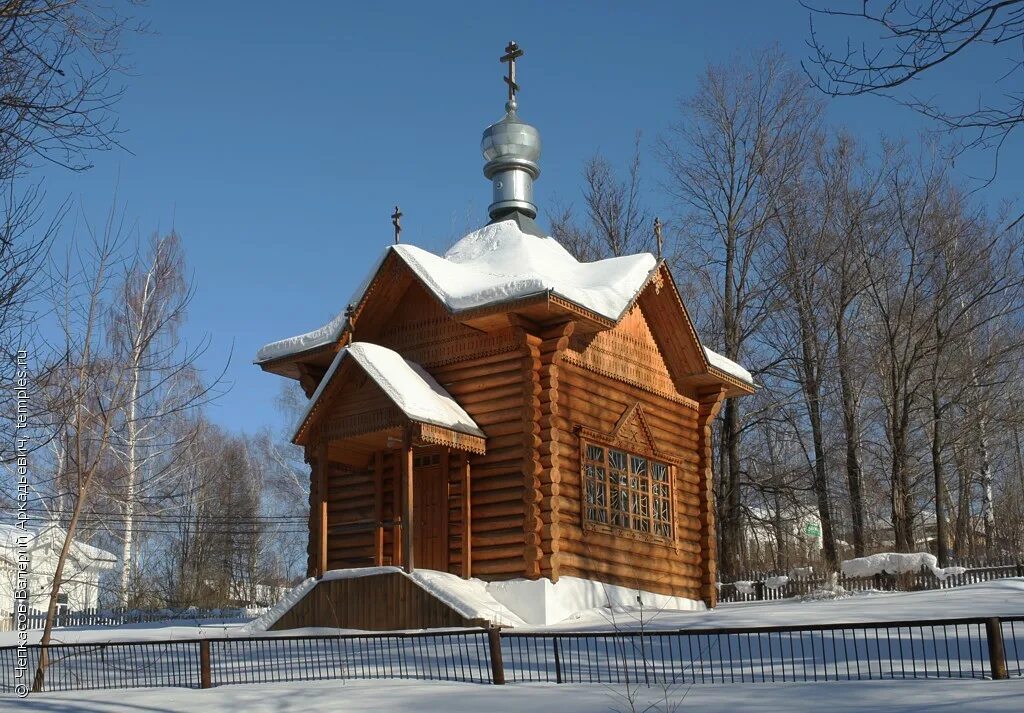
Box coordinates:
[293,342,486,451]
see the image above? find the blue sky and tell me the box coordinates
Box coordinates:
[38,1,1023,436]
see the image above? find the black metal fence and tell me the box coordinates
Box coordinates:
[0,617,1020,694]
[502,617,1023,684]
[720,561,1024,603]
[0,629,494,693]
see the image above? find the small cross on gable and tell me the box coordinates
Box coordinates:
[391,205,403,244]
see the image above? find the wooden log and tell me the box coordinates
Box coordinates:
[455,384,524,406]
[428,348,525,375]
[471,543,532,561]
[470,557,531,576]
[557,551,703,583]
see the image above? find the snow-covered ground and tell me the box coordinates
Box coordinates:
[3,578,1022,646]
[8,679,1024,712]
[545,577,1024,631]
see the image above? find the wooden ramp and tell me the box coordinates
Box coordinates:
[270,571,489,631]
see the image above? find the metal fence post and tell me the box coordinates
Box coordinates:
[487,627,505,685]
[985,618,1008,680]
[553,636,563,684]
[199,640,212,689]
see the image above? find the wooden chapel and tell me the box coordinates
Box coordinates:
[255,43,754,626]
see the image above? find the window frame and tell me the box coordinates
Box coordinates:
[578,433,677,545]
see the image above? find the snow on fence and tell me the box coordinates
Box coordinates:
[1,606,262,632]
[719,561,1024,604]
[1,617,1021,694]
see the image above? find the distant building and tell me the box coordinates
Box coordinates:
[0,524,117,620]
[741,505,824,565]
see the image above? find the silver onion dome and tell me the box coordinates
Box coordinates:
[481,97,542,220]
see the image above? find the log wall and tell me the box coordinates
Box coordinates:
[436,339,534,579]
[546,304,709,601]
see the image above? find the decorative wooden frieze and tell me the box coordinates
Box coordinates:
[564,330,697,409]
[376,317,522,370]
[415,423,487,455]
[320,406,404,441]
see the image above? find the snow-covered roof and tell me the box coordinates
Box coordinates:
[294,342,485,441]
[0,523,117,569]
[703,347,754,386]
[256,218,658,364]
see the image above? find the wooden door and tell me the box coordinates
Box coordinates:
[413,452,448,571]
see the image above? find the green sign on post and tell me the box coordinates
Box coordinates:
[804,522,821,538]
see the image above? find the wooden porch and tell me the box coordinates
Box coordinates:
[307,425,480,579]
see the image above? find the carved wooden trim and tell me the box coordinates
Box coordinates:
[381,326,521,370]
[320,406,404,441]
[706,365,757,394]
[575,425,679,548]
[415,423,486,455]
[563,306,700,408]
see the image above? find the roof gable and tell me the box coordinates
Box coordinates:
[636,264,755,398]
[293,343,485,449]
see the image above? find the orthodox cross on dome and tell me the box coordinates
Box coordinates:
[500,41,524,104]
[391,205,403,244]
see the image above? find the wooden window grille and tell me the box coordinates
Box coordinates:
[583,442,673,540]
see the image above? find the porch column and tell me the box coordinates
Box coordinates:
[402,427,415,573]
[461,453,472,579]
[316,440,329,577]
[373,450,384,566]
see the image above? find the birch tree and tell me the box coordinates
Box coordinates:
[106,231,197,606]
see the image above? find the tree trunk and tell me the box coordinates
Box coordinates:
[717,226,743,577]
[33,493,87,691]
[718,399,742,577]
[978,411,996,552]
[930,377,949,565]
[889,387,915,552]
[836,311,866,556]
[119,369,140,607]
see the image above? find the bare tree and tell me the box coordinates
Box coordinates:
[0,0,139,178]
[804,1,1024,207]
[659,46,821,576]
[549,133,651,261]
[1,0,139,464]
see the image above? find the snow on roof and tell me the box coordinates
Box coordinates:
[256,218,658,364]
[294,342,485,441]
[703,347,754,385]
[0,523,117,568]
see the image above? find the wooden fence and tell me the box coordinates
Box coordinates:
[719,561,1024,603]
[1,606,259,633]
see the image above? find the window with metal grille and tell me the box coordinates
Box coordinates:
[583,442,672,539]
